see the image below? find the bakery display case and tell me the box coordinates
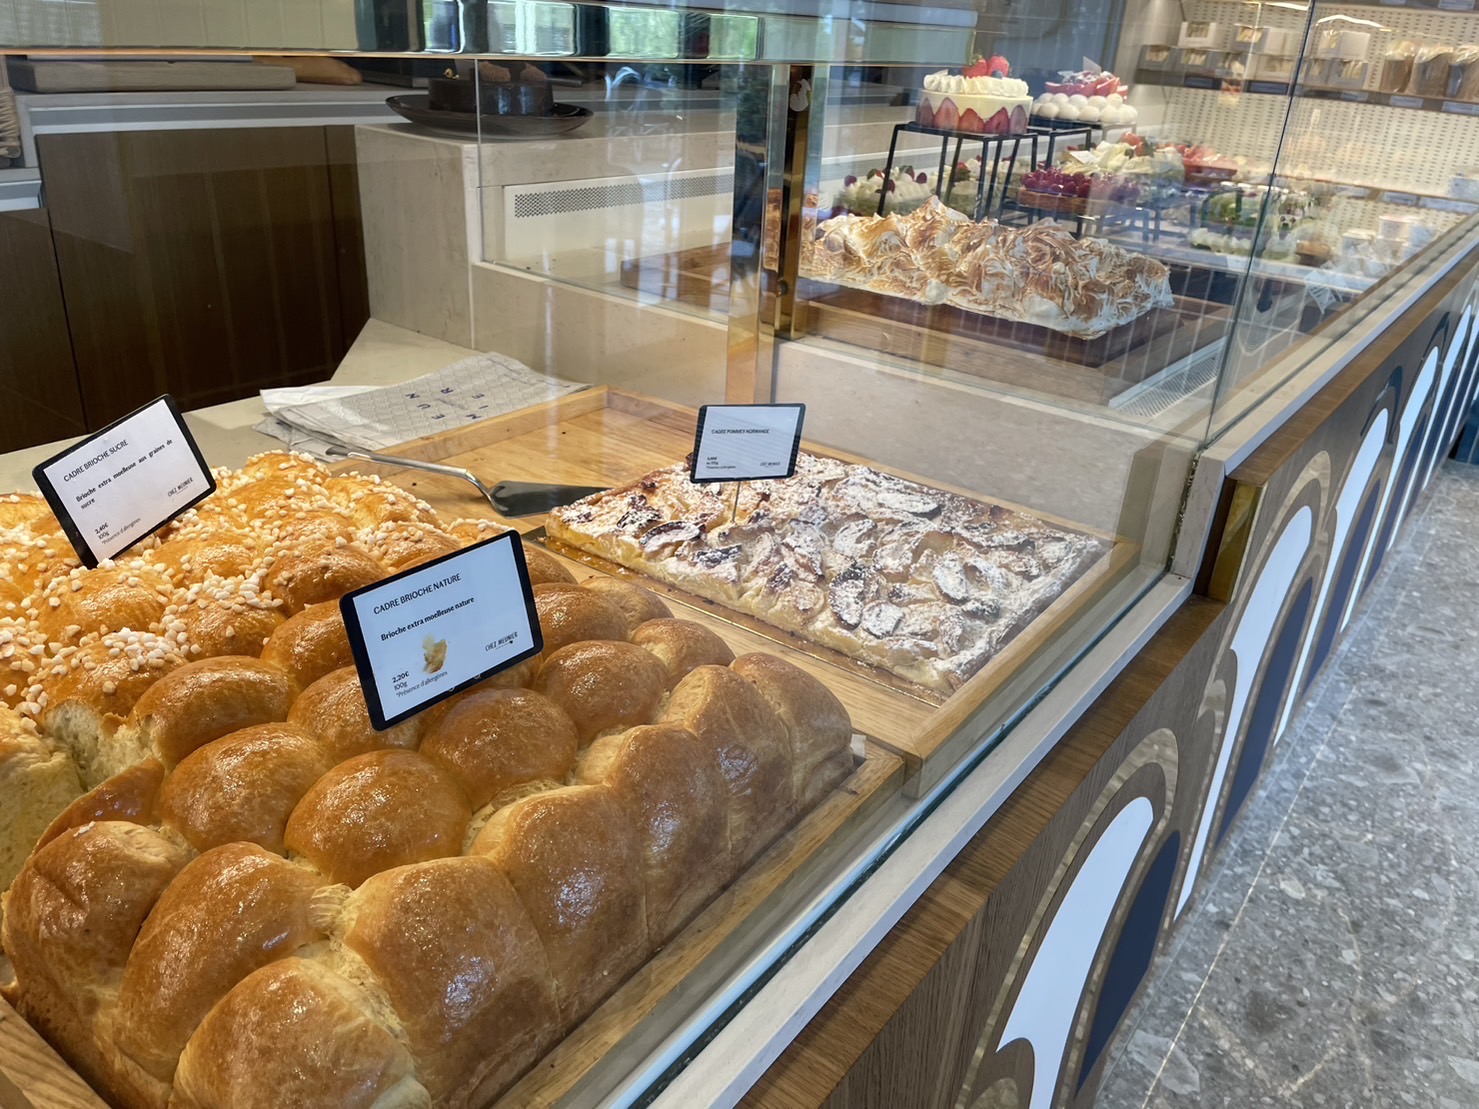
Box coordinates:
[1,0,1478,1105]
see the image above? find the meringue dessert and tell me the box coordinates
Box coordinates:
[807,197,1175,339]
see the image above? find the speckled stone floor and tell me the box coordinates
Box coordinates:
[1096,463,1479,1109]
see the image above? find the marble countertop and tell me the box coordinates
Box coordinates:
[0,319,477,492]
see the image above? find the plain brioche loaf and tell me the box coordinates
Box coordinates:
[730,653,853,810]
[659,665,794,867]
[576,723,731,942]
[125,656,298,767]
[35,758,163,853]
[532,584,630,657]
[287,666,421,763]
[474,785,648,1025]
[160,723,333,853]
[578,576,672,633]
[532,640,667,743]
[284,750,471,888]
[344,856,561,1104]
[259,600,355,690]
[631,618,735,687]
[172,958,431,1109]
[418,688,578,809]
[111,843,325,1084]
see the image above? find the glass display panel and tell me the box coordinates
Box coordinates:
[2,0,1472,1105]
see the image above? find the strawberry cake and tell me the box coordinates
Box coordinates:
[917,55,1032,135]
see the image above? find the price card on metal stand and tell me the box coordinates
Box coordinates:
[340,532,542,730]
[690,403,806,483]
[33,395,216,569]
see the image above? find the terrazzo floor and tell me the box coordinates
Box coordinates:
[1096,462,1479,1109]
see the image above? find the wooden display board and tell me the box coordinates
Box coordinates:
[333,387,1138,784]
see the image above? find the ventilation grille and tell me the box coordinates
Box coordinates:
[511,171,735,220]
[1110,340,1226,419]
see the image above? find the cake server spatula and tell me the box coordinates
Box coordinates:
[323,447,604,517]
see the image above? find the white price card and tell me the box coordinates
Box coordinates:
[339,532,541,730]
[690,404,805,484]
[33,395,215,569]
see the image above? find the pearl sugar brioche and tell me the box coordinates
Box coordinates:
[0,450,854,1109]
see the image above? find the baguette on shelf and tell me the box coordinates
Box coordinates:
[0,451,854,1109]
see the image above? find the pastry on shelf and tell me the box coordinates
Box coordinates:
[547,450,1110,694]
[807,196,1174,336]
[1379,40,1417,94]
[0,450,858,1109]
[1451,44,1479,101]
[835,165,940,216]
[917,55,1032,134]
[1032,66,1137,126]
[1410,43,1454,97]
[831,158,1006,218]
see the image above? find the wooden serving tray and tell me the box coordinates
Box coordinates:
[333,387,1137,783]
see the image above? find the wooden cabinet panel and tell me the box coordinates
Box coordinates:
[38,126,369,432]
[0,209,87,453]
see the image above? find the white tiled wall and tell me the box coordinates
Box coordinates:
[1158,0,1479,195]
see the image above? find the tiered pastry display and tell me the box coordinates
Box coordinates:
[832,158,997,217]
[0,451,855,1109]
[547,450,1109,694]
[917,56,1033,135]
[1190,180,1338,264]
[805,197,1175,338]
[1031,68,1137,126]
[1018,135,1187,214]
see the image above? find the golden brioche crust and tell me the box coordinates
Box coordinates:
[631,618,736,688]
[34,564,173,646]
[578,577,672,634]
[112,843,326,1084]
[532,641,668,743]
[173,958,430,1109]
[474,785,648,1027]
[419,688,579,810]
[731,653,853,810]
[284,750,471,888]
[2,822,188,1018]
[262,542,387,614]
[36,759,164,852]
[345,857,560,1105]
[151,529,260,582]
[160,724,332,854]
[576,724,731,943]
[2,822,189,1109]
[287,666,421,763]
[364,521,461,571]
[259,601,354,690]
[170,580,285,660]
[126,656,298,767]
[532,584,631,658]
[659,665,795,867]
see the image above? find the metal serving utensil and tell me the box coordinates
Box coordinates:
[324,446,604,517]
